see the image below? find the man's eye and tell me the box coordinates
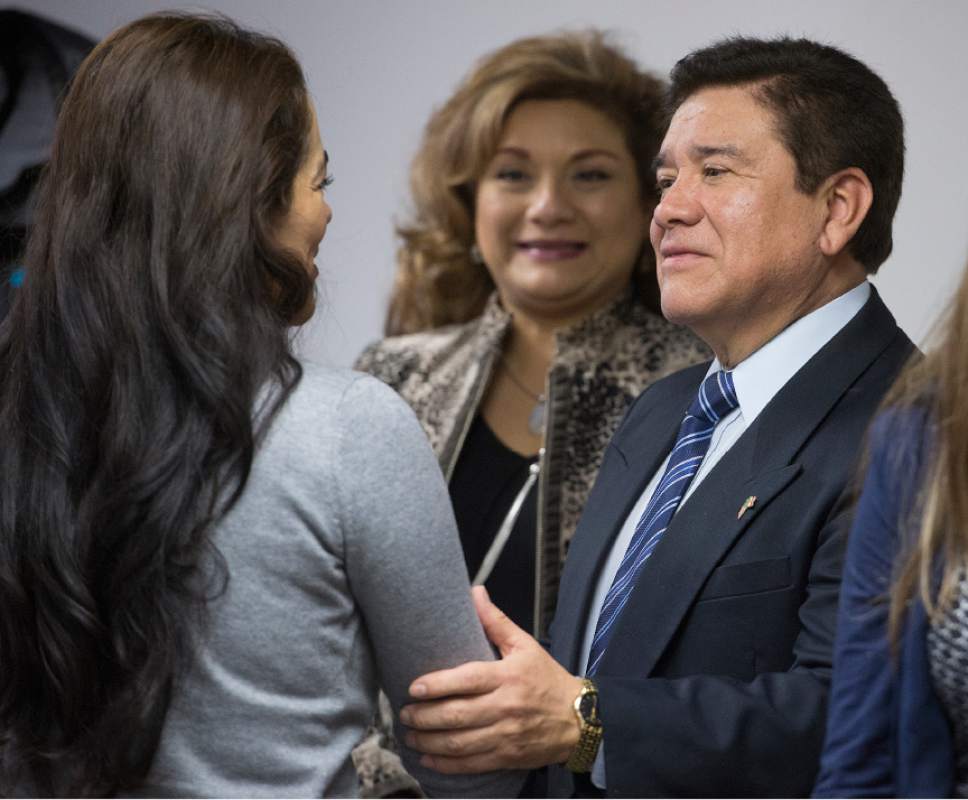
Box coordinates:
[655,176,675,196]
[703,165,727,178]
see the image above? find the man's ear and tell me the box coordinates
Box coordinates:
[818,167,874,257]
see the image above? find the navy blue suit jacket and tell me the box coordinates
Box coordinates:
[547,289,914,797]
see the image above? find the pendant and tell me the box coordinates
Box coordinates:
[528,398,546,436]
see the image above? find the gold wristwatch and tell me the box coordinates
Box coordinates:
[565,678,603,773]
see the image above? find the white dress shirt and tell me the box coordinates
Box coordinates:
[580,281,871,788]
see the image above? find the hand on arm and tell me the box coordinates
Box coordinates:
[341,377,525,797]
[400,587,583,773]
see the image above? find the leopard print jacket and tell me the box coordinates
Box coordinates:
[355,288,709,640]
[352,289,708,797]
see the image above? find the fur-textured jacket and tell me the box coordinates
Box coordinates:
[355,289,709,639]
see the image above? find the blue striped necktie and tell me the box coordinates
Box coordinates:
[587,369,738,675]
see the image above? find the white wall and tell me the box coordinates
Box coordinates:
[23,0,968,364]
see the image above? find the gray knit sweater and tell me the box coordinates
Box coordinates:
[135,365,521,798]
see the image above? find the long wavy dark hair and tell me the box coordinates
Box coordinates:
[0,13,314,794]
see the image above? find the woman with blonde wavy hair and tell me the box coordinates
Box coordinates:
[358,29,707,640]
[815,260,968,797]
[354,29,707,797]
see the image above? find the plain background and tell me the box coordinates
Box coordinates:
[22,0,968,366]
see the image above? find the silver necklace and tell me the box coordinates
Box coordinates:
[499,353,546,436]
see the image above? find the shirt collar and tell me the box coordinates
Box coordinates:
[708,281,871,425]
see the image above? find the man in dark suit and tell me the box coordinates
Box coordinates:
[399,36,912,796]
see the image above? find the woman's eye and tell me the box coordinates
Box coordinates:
[316,175,334,191]
[495,168,528,182]
[575,168,611,183]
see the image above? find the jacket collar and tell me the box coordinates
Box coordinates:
[476,286,653,361]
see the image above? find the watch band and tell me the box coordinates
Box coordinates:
[565,678,603,773]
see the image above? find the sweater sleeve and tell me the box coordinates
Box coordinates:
[334,373,524,798]
[813,411,924,797]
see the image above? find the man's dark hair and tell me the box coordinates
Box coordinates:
[669,36,904,274]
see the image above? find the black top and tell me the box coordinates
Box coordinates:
[449,415,538,634]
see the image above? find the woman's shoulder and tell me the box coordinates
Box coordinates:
[354,317,491,387]
[558,298,710,381]
[852,402,935,548]
[866,402,934,472]
[293,361,416,424]
[264,363,422,463]
[356,323,468,361]
[629,306,711,368]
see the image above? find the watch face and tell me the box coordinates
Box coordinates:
[579,691,598,722]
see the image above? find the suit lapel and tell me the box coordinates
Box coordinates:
[750,287,899,472]
[596,288,901,677]
[596,437,801,677]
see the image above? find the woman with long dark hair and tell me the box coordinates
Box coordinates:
[0,13,519,798]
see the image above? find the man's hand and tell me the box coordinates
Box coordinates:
[399,586,583,773]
